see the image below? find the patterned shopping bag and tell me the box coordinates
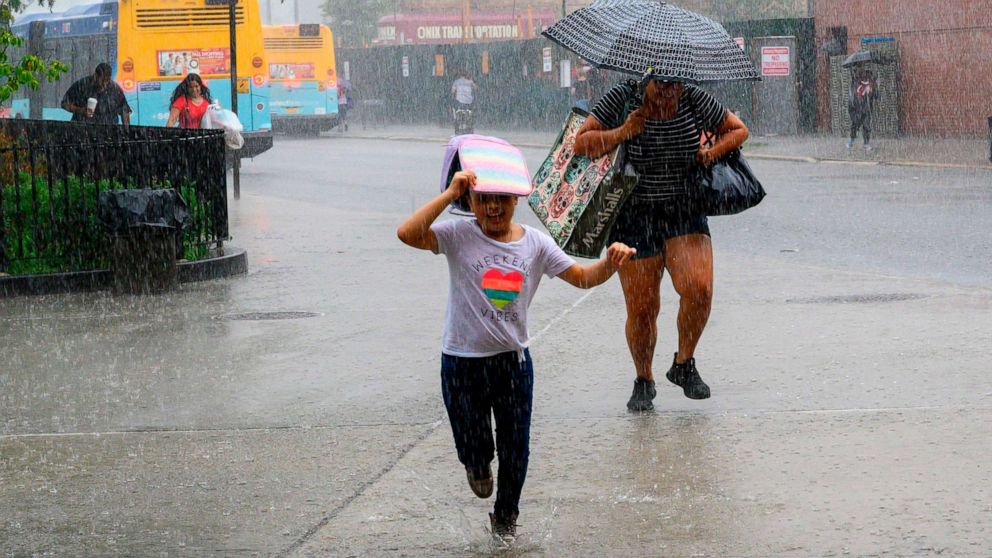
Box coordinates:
[528,108,638,259]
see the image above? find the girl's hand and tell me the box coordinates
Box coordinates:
[448,170,477,198]
[606,242,637,268]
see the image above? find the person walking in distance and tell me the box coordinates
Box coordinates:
[166,74,213,129]
[61,63,132,125]
[847,64,879,151]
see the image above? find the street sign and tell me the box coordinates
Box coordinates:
[402,56,409,77]
[542,47,552,73]
[761,46,790,76]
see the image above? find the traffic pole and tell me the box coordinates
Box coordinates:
[229,0,240,200]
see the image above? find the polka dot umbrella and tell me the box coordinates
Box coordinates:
[542,0,760,83]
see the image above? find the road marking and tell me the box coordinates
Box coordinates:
[530,288,597,344]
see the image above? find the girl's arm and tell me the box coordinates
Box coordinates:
[397,171,476,252]
[557,242,636,288]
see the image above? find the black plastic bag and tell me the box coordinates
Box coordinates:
[97,188,192,234]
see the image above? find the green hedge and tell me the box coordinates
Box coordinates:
[2,173,214,275]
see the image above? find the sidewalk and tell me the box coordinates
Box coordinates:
[334,123,992,170]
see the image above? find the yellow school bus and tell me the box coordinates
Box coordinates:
[263,23,338,133]
[117,0,273,156]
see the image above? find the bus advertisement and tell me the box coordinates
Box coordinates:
[263,23,338,134]
[10,0,273,158]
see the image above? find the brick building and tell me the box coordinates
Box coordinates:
[815,0,992,137]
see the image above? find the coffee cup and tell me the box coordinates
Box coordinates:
[86,97,97,116]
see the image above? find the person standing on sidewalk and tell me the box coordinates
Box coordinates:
[61,63,132,125]
[847,65,879,151]
[574,73,749,412]
[397,165,635,543]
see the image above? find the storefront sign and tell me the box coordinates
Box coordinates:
[376,10,555,45]
[761,46,790,76]
[542,47,553,73]
[402,56,410,77]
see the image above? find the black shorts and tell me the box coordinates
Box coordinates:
[608,196,710,260]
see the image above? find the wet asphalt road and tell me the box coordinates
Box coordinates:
[257,136,992,289]
[1,134,990,556]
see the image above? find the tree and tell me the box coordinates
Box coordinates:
[322,0,393,48]
[1,0,67,104]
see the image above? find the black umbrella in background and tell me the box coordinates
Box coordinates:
[840,50,877,68]
[541,0,759,83]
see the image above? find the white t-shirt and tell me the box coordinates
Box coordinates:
[431,219,576,357]
[452,77,475,104]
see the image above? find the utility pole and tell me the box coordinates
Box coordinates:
[228,0,240,199]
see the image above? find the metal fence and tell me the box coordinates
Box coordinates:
[0,119,227,275]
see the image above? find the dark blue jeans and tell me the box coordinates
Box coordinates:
[440,349,534,522]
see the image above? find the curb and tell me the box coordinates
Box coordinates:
[346,133,992,171]
[0,246,248,297]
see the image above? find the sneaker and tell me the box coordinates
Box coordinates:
[846,140,854,149]
[489,512,518,544]
[665,354,711,400]
[466,465,493,498]
[626,377,657,412]
[864,144,873,151]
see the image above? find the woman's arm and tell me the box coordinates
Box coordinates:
[697,110,749,165]
[557,242,636,288]
[396,171,475,252]
[573,112,644,158]
[166,107,180,128]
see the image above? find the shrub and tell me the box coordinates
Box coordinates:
[2,172,215,275]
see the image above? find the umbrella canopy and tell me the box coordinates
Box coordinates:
[841,50,877,68]
[542,0,759,83]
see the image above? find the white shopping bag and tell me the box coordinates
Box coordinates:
[201,103,245,150]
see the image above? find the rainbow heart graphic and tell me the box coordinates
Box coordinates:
[481,269,524,310]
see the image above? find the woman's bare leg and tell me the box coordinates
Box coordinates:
[618,255,666,381]
[663,234,714,363]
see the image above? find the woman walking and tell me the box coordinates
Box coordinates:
[166,73,212,129]
[573,74,749,411]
